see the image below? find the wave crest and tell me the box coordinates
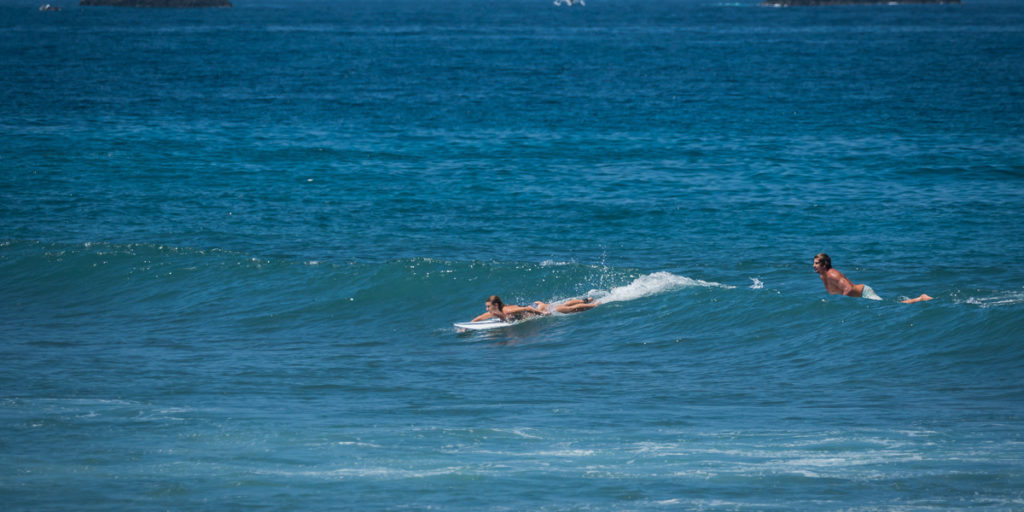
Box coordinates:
[590,271,733,304]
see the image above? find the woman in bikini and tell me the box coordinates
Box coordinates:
[471,295,599,322]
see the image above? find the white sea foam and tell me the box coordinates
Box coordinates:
[749,277,764,290]
[539,259,573,267]
[498,428,542,439]
[268,466,471,480]
[962,289,1024,308]
[337,441,383,448]
[590,271,733,304]
[534,449,596,457]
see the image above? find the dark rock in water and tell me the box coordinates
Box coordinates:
[760,0,959,5]
[80,0,231,7]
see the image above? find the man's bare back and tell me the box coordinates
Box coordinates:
[814,255,864,297]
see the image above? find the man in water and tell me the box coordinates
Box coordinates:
[813,253,932,303]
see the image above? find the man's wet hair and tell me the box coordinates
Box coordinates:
[814,253,832,270]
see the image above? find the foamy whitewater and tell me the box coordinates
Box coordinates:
[2,0,1023,510]
[564,271,732,308]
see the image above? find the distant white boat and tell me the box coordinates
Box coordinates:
[39,3,62,10]
[553,0,584,6]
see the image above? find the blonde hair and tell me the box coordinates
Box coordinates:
[814,253,832,270]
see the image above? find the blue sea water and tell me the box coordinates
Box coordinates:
[2,0,1023,509]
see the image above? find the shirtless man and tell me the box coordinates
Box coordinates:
[471,295,599,322]
[813,253,932,303]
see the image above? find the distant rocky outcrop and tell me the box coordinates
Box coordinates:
[761,0,959,5]
[80,0,231,7]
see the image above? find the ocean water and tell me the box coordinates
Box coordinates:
[2,0,1023,509]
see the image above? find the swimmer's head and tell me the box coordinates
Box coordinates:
[813,253,832,271]
[485,295,504,312]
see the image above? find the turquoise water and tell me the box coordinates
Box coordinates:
[2,0,1023,509]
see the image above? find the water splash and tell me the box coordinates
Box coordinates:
[589,271,732,304]
[961,289,1024,308]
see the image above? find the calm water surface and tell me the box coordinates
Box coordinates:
[1,0,1023,510]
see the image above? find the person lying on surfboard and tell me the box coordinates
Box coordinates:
[535,297,600,315]
[471,295,600,322]
[813,253,932,304]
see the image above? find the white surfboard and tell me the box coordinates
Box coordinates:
[453,318,518,331]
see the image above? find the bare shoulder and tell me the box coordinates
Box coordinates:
[826,268,848,281]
